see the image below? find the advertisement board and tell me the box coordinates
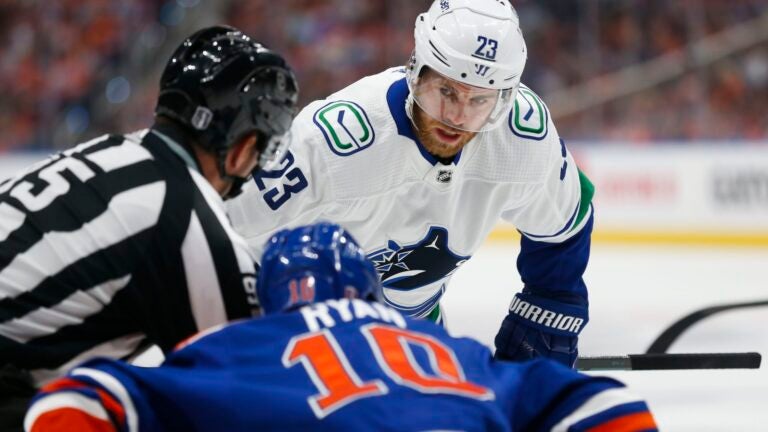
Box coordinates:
[497,143,768,245]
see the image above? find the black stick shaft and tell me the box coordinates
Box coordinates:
[576,352,761,371]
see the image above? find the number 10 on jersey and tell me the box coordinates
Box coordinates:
[283,324,494,419]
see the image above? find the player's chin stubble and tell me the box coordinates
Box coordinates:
[412,106,475,159]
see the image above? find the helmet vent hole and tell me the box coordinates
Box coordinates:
[461,73,467,78]
[489,79,495,85]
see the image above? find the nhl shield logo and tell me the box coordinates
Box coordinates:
[436,170,452,183]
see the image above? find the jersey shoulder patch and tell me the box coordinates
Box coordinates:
[312,99,376,156]
[508,84,550,141]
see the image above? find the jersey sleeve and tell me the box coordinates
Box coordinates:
[24,359,158,432]
[506,359,657,432]
[501,102,595,303]
[226,105,339,260]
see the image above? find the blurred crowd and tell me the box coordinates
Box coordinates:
[519,0,768,141]
[227,1,414,108]
[0,0,168,152]
[0,0,766,152]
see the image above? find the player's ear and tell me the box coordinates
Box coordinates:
[225,133,259,177]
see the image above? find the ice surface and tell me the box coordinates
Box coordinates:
[444,242,768,431]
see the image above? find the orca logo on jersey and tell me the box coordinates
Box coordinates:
[368,226,469,296]
[313,100,375,156]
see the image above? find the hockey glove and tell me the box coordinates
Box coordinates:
[494,292,588,368]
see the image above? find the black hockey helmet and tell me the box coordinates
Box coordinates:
[156,25,299,173]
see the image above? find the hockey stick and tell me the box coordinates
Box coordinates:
[646,299,768,353]
[576,352,761,371]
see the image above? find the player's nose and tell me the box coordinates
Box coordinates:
[442,102,468,128]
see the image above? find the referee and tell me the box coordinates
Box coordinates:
[0,25,298,430]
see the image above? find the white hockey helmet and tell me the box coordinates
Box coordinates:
[407,0,527,132]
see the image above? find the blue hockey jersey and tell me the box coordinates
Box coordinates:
[25,300,656,432]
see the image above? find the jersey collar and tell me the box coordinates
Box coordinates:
[386,76,462,166]
[150,127,201,174]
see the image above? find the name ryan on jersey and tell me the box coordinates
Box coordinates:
[299,299,407,332]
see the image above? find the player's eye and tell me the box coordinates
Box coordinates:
[439,86,457,100]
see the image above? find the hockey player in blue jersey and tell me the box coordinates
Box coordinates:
[24,223,655,432]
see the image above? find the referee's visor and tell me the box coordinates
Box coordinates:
[258,130,293,171]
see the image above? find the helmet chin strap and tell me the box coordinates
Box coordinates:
[224,176,248,200]
[405,94,423,134]
[217,150,250,200]
[405,94,415,123]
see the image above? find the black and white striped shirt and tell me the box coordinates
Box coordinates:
[0,128,259,385]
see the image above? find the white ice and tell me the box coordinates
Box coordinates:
[444,242,768,432]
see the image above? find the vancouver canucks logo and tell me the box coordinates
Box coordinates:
[368,227,469,291]
[313,100,375,156]
[509,85,549,141]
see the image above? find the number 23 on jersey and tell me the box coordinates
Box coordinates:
[283,324,494,419]
[253,151,308,211]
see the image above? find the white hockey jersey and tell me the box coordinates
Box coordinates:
[227,67,593,318]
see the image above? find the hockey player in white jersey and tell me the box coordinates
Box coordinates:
[227,0,595,368]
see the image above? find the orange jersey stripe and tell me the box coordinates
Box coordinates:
[30,407,117,432]
[40,377,126,426]
[587,411,658,432]
[40,377,86,393]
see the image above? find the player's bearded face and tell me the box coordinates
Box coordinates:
[410,70,501,158]
[412,104,477,159]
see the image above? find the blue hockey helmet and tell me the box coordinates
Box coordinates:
[257,223,382,314]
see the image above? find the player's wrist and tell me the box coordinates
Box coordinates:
[505,292,589,338]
